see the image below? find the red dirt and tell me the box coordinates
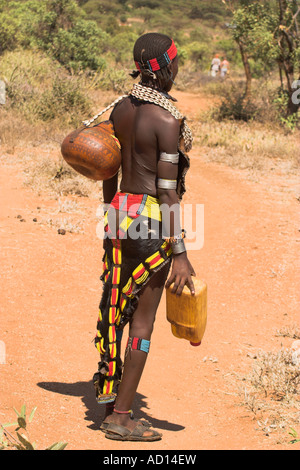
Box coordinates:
[0,91,299,451]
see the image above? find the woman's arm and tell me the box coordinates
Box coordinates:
[102,105,120,205]
[103,172,118,205]
[157,117,195,296]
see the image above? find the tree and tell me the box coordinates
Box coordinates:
[222,0,300,116]
[276,0,300,115]
[0,0,109,72]
[222,0,256,99]
[0,13,19,54]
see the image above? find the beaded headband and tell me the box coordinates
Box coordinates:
[135,39,177,73]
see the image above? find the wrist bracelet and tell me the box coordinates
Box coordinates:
[163,229,186,244]
[171,238,186,255]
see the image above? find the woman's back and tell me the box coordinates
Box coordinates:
[111,95,179,197]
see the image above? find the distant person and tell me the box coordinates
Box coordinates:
[210,54,220,77]
[220,57,230,78]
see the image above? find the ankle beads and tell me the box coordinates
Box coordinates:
[114,407,134,419]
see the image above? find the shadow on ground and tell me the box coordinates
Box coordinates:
[37,380,184,432]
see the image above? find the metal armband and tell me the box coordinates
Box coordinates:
[157,178,177,190]
[159,152,179,164]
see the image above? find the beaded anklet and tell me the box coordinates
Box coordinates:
[114,407,134,419]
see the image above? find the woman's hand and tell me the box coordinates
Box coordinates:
[165,252,196,296]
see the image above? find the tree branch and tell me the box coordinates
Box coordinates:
[286,6,300,33]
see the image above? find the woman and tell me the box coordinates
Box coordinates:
[93,32,195,442]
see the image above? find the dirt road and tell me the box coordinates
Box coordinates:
[0,91,299,450]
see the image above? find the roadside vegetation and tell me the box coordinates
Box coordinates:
[238,326,300,445]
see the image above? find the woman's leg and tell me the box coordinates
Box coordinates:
[105,263,169,432]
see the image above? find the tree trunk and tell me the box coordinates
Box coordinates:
[282,60,299,115]
[238,41,252,99]
[278,0,299,115]
[278,62,284,91]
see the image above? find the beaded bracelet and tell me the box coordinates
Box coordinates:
[163,229,186,244]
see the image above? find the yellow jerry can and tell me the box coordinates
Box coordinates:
[166,279,207,346]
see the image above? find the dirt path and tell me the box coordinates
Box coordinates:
[0,92,299,451]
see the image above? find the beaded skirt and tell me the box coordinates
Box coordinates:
[93,191,172,404]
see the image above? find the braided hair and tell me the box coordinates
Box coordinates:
[130,33,177,94]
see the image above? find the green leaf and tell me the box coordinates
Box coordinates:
[1,421,18,428]
[289,438,300,444]
[46,441,68,450]
[288,427,300,444]
[20,404,26,419]
[45,442,56,450]
[289,427,297,438]
[13,407,20,417]
[29,406,37,423]
[16,432,35,450]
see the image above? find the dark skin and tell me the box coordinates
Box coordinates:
[101,57,195,436]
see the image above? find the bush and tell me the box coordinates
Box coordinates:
[214,86,259,122]
[189,27,208,43]
[37,75,91,124]
[107,30,139,64]
[186,41,211,66]
[176,46,189,66]
[0,49,91,126]
[131,0,161,8]
[93,67,130,93]
[50,19,108,72]
[188,2,223,22]
[0,0,109,73]
[0,13,19,54]
[249,58,274,79]
[215,38,240,64]
[0,49,58,87]
[272,88,300,131]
